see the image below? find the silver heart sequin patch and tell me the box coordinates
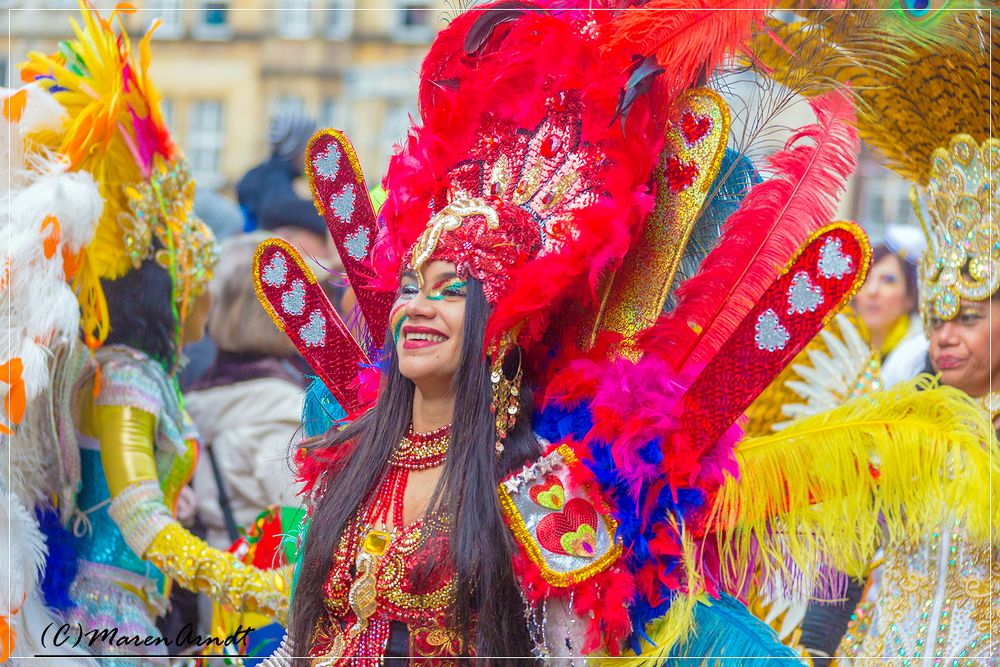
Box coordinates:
[818,237,854,279]
[312,143,341,180]
[281,279,306,316]
[262,252,288,287]
[344,227,370,261]
[755,308,790,352]
[299,310,327,347]
[787,271,824,315]
[330,183,356,223]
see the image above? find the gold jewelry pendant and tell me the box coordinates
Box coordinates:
[347,528,392,626]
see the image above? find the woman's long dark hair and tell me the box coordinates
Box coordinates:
[288,278,540,664]
[100,258,178,369]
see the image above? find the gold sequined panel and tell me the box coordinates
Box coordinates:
[837,519,999,665]
[750,7,997,185]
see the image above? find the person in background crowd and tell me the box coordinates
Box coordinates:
[853,225,927,386]
[178,188,245,390]
[237,110,352,316]
[186,232,307,554]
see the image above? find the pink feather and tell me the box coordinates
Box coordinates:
[639,89,859,372]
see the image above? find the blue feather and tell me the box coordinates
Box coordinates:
[665,594,798,664]
[301,376,347,438]
[35,508,77,611]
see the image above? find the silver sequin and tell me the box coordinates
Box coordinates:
[818,236,854,279]
[787,271,824,314]
[262,252,288,287]
[300,309,327,347]
[755,308,790,352]
[281,278,306,316]
[312,143,341,180]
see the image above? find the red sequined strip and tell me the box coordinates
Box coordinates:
[681,223,871,451]
[252,238,371,415]
[306,129,394,343]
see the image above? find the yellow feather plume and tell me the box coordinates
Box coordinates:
[710,375,997,594]
[19,1,176,346]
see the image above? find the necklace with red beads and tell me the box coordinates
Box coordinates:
[363,423,452,536]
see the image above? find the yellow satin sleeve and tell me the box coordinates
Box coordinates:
[79,392,291,623]
[80,404,158,498]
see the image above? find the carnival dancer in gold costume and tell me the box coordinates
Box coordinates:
[1,4,289,663]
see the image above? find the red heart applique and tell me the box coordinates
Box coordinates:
[529,475,565,510]
[665,156,700,193]
[680,111,711,145]
[535,497,599,558]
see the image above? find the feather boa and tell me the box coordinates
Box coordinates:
[640,89,859,372]
[541,353,744,650]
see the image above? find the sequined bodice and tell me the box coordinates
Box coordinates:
[839,518,999,666]
[72,346,198,588]
[312,512,461,664]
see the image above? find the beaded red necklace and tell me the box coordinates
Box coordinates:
[364,423,452,535]
[338,423,453,651]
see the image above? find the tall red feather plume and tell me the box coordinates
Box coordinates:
[601,0,768,99]
[639,89,859,372]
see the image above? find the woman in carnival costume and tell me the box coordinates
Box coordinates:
[1,4,289,663]
[752,3,999,663]
[238,2,996,664]
[838,135,1000,666]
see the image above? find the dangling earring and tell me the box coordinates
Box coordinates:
[490,335,522,457]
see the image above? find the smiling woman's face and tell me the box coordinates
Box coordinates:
[392,260,467,394]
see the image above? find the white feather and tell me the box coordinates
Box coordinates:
[774,315,882,430]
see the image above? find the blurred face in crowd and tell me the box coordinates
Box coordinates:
[393,260,466,398]
[855,253,914,344]
[929,297,1000,398]
[182,290,213,345]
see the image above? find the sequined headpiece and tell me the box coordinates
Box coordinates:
[20,2,219,349]
[916,135,999,324]
[405,196,542,304]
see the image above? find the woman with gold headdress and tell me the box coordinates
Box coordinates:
[837,134,1000,665]
[1,4,289,663]
[748,3,999,664]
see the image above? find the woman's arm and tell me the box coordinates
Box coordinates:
[92,403,292,623]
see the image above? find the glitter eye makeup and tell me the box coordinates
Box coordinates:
[427,277,467,301]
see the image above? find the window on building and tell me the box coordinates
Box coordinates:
[278,0,312,38]
[0,56,7,88]
[379,101,414,160]
[194,0,231,39]
[270,95,307,122]
[146,0,184,38]
[854,149,919,243]
[159,99,176,132]
[187,100,224,189]
[392,0,433,42]
[324,0,354,39]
